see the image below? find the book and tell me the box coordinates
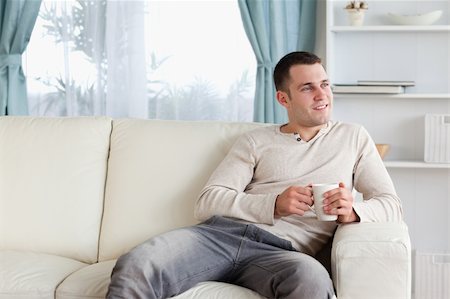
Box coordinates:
[357,80,415,87]
[332,84,405,94]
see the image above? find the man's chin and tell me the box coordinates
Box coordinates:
[313,117,330,126]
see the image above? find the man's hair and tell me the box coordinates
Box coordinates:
[273,51,322,92]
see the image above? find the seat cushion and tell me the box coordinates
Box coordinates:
[56,260,116,299]
[0,116,112,263]
[173,282,265,299]
[56,259,265,299]
[0,250,86,299]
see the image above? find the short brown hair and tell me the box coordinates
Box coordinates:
[273,51,322,92]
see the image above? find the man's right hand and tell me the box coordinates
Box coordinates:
[274,186,313,217]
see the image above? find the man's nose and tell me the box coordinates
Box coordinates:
[314,87,327,100]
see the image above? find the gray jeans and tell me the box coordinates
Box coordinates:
[107,216,335,299]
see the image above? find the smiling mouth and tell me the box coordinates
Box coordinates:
[313,104,328,111]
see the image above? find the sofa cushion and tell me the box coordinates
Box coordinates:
[99,119,265,261]
[172,282,265,299]
[0,250,86,299]
[56,260,116,299]
[0,116,112,263]
[56,259,265,299]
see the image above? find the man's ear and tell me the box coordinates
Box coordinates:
[276,90,290,108]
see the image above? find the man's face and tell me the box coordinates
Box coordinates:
[277,63,333,130]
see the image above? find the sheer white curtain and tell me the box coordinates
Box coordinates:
[24,0,255,121]
[24,0,107,116]
[106,1,147,118]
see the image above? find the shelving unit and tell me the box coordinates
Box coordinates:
[326,0,450,161]
[384,160,450,169]
[331,25,450,32]
[325,2,450,297]
[334,93,450,99]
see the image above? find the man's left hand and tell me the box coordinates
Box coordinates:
[322,182,360,223]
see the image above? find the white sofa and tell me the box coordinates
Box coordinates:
[0,116,411,299]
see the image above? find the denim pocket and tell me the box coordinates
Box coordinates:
[250,225,297,252]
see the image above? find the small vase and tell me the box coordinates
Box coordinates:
[346,9,366,26]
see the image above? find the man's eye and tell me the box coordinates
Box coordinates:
[321,82,330,88]
[302,86,312,92]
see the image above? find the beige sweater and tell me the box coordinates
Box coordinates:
[195,121,403,255]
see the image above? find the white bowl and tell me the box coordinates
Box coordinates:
[387,10,442,25]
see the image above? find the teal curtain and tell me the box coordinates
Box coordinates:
[238,0,317,123]
[0,0,41,115]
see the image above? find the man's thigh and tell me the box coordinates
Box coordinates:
[232,250,335,299]
[108,216,246,298]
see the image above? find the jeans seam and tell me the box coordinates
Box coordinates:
[233,224,251,268]
[163,260,232,287]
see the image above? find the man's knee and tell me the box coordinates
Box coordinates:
[277,255,335,299]
[107,235,181,299]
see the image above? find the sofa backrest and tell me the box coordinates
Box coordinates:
[99,119,266,261]
[0,116,112,264]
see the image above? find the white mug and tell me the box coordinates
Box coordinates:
[312,183,339,221]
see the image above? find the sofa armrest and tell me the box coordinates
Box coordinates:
[331,222,411,299]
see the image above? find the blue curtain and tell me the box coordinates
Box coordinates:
[0,0,41,115]
[238,0,317,123]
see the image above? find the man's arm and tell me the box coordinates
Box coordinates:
[318,126,401,223]
[194,134,278,224]
[350,126,403,222]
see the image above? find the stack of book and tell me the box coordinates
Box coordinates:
[332,80,415,94]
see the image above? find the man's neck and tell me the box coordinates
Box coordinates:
[281,123,327,142]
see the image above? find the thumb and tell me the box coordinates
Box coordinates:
[339,182,346,189]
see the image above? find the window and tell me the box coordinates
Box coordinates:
[24,0,256,121]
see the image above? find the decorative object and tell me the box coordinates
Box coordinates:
[387,10,442,25]
[376,144,390,160]
[345,1,368,26]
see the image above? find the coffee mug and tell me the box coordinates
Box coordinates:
[312,183,339,221]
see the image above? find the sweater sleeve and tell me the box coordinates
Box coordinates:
[352,126,403,222]
[194,133,277,225]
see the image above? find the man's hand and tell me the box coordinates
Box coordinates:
[323,182,360,223]
[275,186,313,217]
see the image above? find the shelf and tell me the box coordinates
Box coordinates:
[384,160,450,169]
[334,93,450,99]
[331,25,450,32]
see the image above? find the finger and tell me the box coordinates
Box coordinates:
[295,186,313,197]
[324,198,349,211]
[323,186,342,199]
[297,201,311,212]
[324,204,351,215]
[299,194,314,206]
[323,191,344,205]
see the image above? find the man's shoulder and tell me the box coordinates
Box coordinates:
[330,121,374,145]
[330,121,364,133]
[242,124,278,138]
[232,124,279,148]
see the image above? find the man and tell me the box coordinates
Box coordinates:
[107,51,402,299]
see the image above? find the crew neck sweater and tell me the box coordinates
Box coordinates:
[195,121,403,256]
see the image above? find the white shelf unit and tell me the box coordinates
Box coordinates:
[326,0,450,161]
[325,3,450,296]
[334,93,450,99]
[331,25,450,32]
[384,160,450,169]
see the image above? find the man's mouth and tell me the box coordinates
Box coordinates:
[313,104,328,111]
